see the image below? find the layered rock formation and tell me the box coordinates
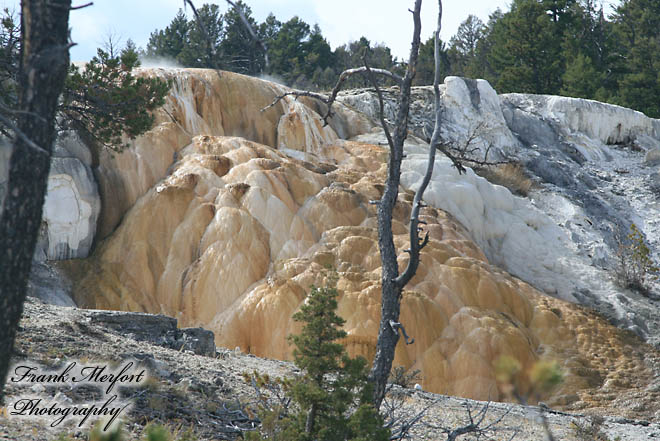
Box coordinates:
[93,68,371,241]
[343,78,660,344]
[59,69,660,407]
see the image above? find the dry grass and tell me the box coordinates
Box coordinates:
[476,163,534,197]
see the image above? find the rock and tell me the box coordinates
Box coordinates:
[89,309,215,356]
[59,68,660,403]
[27,261,76,307]
[93,69,370,240]
[645,148,660,165]
[501,93,660,153]
[338,76,519,160]
[65,133,648,403]
[38,156,100,260]
[180,327,216,357]
[1,132,99,262]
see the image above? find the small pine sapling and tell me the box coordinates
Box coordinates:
[246,280,390,441]
[615,223,659,295]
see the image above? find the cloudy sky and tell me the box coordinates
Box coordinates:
[1,0,514,62]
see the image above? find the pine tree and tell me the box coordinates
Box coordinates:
[121,39,140,67]
[219,0,264,74]
[561,53,603,98]
[415,36,449,85]
[489,0,564,94]
[611,0,660,117]
[179,3,223,68]
[145,9,190,61]
[61,49,171,152]
[247,281,389,441]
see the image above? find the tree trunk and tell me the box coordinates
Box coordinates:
[368,0,424,410]
[0,0,71,401]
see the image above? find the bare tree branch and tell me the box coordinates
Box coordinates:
[261,90,331,112]
[424,400,519,441]
[262,66,402,125]
[389,320,414,345]
[368,0,424,410]
[394,0,442,288]
[0,113,50,156]
[70,2,93,10]
[363,54,395,151]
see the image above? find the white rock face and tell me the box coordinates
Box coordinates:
[277,99,339,156]
[504,93,660,146]
[400,144,600,302]
[645,148,660,165]
[348,77,660,341]
[38,133,100,260]
[338,76,521,160]
[501,94,660,163]
[440,77,520,158]
[0,132,100,261]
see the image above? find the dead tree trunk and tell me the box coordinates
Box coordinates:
[369,0,445,409]
[262,0,446,411]
[0,0,72,401]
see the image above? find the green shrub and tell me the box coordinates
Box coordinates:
[571,416,612,441]
[388,366,422,389]
[615,223,659,295]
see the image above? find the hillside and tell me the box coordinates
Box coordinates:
[2,298,659,441]
[3,68,660,437]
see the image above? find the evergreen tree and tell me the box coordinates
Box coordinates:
[121,39,140,67]
[304,25,334,81]
[247,281,389,441]
[219,0,264,74]
[268,16,311,84]
[258,12,282,43]
[561,1,617,101]
[469,8,505,84]
[61,49,171,151]
[334,37,396,88]
[451,14,485,57]
[179,3,223,67]
[0,8,170,153]
[561,53,604,98]
[415,36,449,85]
[145,9,189,60]
[611,0,660,117]
[488,0,564,94]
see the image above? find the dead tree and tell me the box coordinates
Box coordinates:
[264,0,447,409]
[0,0,72,401]
[368,0,445,409]
[425,400,519,441]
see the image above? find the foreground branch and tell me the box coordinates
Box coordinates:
[262,66,402,125]
[0,0,72,401]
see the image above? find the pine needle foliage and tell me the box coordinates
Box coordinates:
[615,223,659,295]
[246,280,389,441]
[61,48,171,153]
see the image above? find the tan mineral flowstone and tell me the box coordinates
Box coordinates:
[94,68,373,239]
[65,130,658,408]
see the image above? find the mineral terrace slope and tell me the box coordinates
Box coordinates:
[61,133,660,409]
